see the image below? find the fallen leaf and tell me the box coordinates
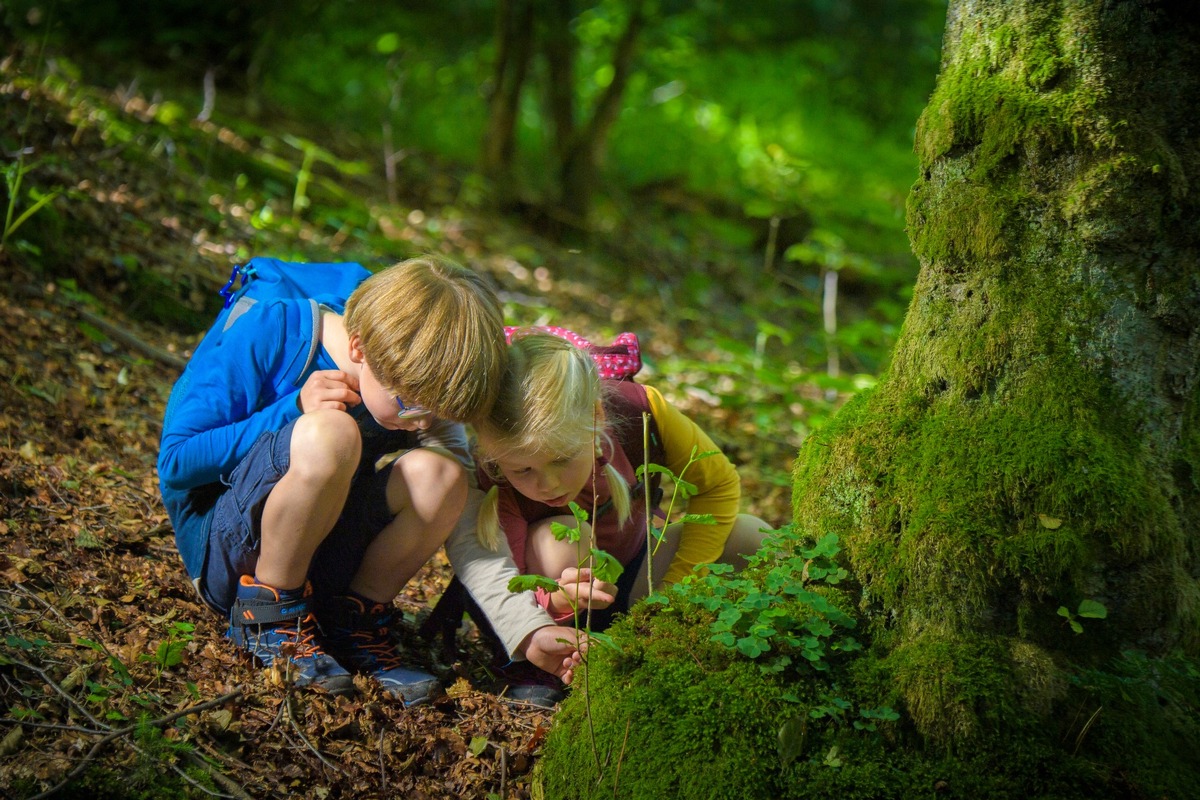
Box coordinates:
[1037,514,1063,529]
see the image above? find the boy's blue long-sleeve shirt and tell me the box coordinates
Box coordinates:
[158,297,315,492]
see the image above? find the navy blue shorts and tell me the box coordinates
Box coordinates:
[198,418,414,616]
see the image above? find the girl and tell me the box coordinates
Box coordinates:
[475,327,770,632]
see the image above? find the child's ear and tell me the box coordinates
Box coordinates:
[347,333,365,364]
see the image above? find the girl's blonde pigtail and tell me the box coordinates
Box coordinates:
[477,485,503,551]
[604,461,632,527]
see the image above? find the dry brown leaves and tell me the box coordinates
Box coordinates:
[0,284,559,799]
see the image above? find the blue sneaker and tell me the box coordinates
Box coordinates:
[319,594,442,707]
[494,659,567,709]
[228,576,355,696]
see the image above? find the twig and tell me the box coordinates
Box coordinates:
[499,744,507,797]
[74,305,188,370]
[15,283,188,369]
[282,692,341,773]
[26,687,245,800]
[185,752,255,800]
[611,717,631,799]
[10,656,109,731]
[378,727,387,794]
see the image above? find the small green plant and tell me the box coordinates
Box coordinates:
[1057,599,1108,634]
[2,156,62,253]
[508,500,625,652]
[139,621,196,677]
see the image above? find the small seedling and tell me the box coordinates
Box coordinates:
[1057,599,1108,634]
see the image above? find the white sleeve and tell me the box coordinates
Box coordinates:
[442,486,555,659]
[417,418,473,470]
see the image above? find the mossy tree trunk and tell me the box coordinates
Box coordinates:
[793,0,1200,745]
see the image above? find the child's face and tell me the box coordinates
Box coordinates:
[359,360,434,432]
[488,443,594,507]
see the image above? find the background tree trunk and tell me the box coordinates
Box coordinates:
[556,0,646,223]
[793,0,1199,742]
[482,0,647,228]
[482,0,536,201]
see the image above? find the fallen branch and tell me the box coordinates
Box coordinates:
[25,686,245,800]
[16,282,188,370]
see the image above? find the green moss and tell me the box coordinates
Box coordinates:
[914,5,1095,176]
[538,608,795,800]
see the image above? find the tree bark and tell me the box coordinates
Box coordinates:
[482,0,536,199]
[793,0,1200,743]
[556,0,646,224]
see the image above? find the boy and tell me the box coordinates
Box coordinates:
[157,255,580,706]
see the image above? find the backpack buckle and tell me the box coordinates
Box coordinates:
[219,264,243,309]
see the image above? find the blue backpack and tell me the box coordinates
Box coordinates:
[214,257,372,333]
[188,257,373,381]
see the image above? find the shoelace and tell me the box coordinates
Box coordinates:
[350,610,408,669]
[268,613,326,659]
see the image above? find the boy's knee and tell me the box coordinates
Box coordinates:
[391,448,469,518]
[290,410,362,477]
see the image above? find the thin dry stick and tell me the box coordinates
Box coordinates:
[583,403,603,773]
[611,717,632,799]
[1073,706,1103,755]
[643,412,653,597]
[282,692,340,773]
[184,752,255,800]
[378,727,388,794]
[27,688,245,800]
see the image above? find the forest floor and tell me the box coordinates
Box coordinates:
[0,46,800,799]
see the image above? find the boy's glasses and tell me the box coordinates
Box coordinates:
[395,396,431,420]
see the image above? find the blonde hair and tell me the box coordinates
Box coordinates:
[475,330,631,550]
[343,255,505,423]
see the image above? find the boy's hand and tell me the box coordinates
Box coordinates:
[297,369,361,413]
[523,625,586,684]
[549,567,617,617]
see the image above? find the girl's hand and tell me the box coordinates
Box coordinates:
[523,625,586,683]
[550,567,617,616]
[297,370,361,413]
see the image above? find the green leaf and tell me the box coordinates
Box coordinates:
[567,501,589,525]
[777,715,808,767]
[376,32,401,54]
[711,631,736,647]
[680,513,716,526]
[672,478,699,499]
[507,574,560,594]
[586,631,622,653]
[589,548,625,584]
[550,520,581,543]
[635,463,674,480]
[1077,599,1107,619]
[469,736,488,756]
[736,635,770,658]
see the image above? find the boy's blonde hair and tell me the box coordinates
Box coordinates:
[475,330,631,550]
[343,255,504,423]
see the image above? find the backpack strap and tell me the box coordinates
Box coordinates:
[600,380,666,518]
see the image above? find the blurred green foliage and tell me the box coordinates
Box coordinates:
[2,0,947,453]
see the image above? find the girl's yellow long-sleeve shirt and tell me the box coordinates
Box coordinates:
[644,386,741,584]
